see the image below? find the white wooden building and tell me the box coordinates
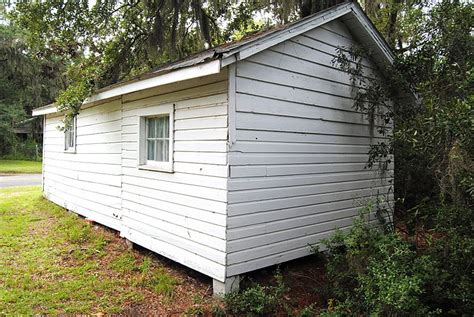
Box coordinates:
[33,2,394,295]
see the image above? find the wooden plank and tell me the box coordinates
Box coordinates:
[122,166,228,189]
[227,185,392,215]
[174,104,227,120]
[174,141,227,153]
[228,193,394,228]
[229,153,372,166]
[236,77,353,113]
[237,61,355,100]
[173,162,229,178]
[123,200,226,247]
[45,191,122,232]
[123,217,226,264]
[122,183,227,214]
[174,152,228,165]
[122,175,227,202]
[227,216,356,255]
[235,93,386,126]
[122,191,226,227]
[123,228,226,281]
[235,129,388,144]
[175,116,227,130]
[228,170,385,191]
[235,112,384,138]
[230,141,370,154]
[230,162,369,178]
[174,128,228,141]
[228,178,389,203]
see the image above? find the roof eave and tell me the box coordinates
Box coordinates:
[221,2,354,66]
[32,59,221,116]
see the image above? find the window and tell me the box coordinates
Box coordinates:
[138,104,174,172]
[146,115,170,162]
[64,115,76,152]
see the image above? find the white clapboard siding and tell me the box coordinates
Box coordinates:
[43,100,123,232]
[228,192,394,228]
[119,73,229,282]
[227,19,393,276]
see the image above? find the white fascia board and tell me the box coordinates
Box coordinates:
[84,59,221,104]
[222,3,353,63]
[32,60,221,116]
[32,104,58,116]
[349,4,394,64]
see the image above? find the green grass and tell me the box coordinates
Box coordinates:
[0,160,42,174]
[0,186,179,315]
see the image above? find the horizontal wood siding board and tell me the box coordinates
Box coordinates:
[235,112,384,137]
[228,170,390,191]
[124,228,225,281]
[228,178,390,204]
[228,193,394,229]
[227,216,356,255]
[122,166,228,186]
[123,216,225,264]
[228,185,392,216]
[44,185,121,225]
[229,153,374,166]
[235,93,386,126]
[45,191,122,231]
[230,162,370,178]
[230,141,372,154]
[121,175,227,202]
[236,129,388,144]
[122,191,226,227]
[122,207,226,251]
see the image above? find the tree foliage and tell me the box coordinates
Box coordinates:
[0,23,64,156]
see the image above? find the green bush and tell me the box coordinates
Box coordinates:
[320,205,474,316]
[225,271,287,315]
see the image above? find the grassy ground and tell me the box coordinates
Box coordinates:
[0,160,42,174]
[0,186,218,315]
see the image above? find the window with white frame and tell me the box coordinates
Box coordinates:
[64,115,77,152]
[138,104,174,172]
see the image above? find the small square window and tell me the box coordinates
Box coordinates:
[64,115,77,152]
[138,104,174,172]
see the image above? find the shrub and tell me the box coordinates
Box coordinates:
[321,211,432,315]
[320,205,474,316]
[225,271,287,315]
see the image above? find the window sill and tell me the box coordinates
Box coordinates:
[138,164,174,173]
[64,149,76,154]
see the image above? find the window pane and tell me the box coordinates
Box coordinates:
[69,130,74,147]
[65,131,70,149]
[156,116,169,138]
[147,139,156,160]
[156,139,169,161]
[147,118,157,138]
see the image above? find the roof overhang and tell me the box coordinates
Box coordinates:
[32,59,221,116]
[221,2,393,67]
